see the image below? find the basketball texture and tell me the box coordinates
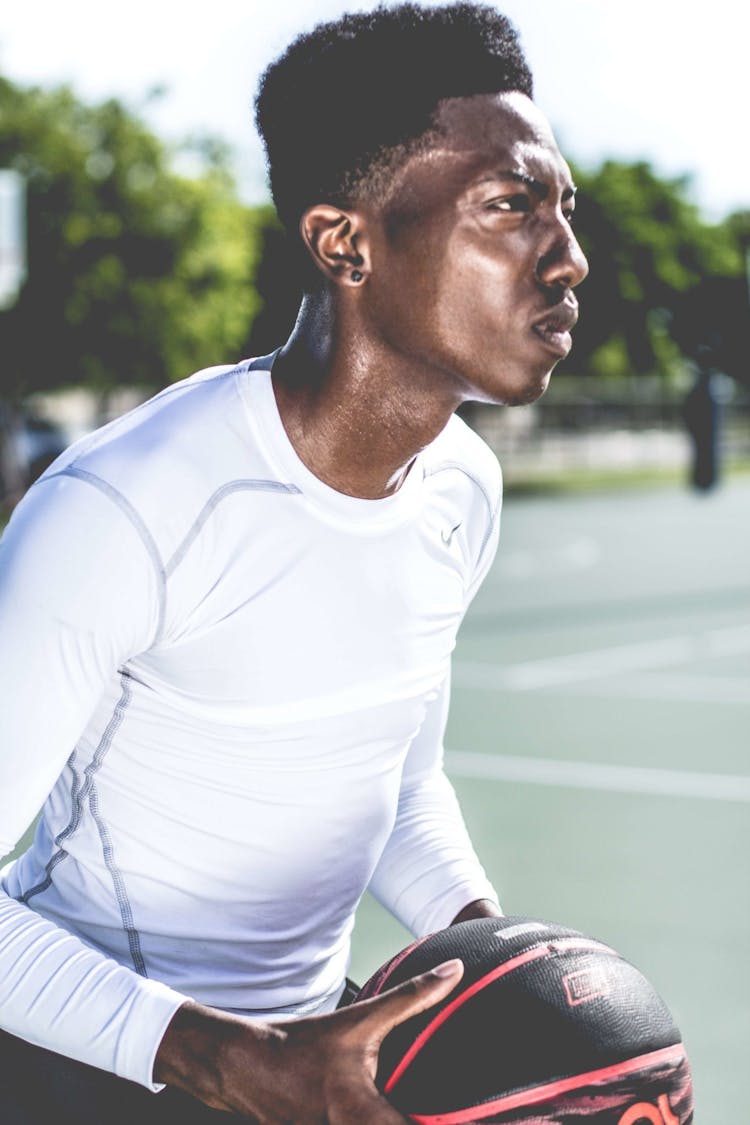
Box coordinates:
[357,916,693,1124]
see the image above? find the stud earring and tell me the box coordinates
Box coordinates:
[351,270,363,283]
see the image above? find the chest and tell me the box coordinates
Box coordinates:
[135,511,470,710]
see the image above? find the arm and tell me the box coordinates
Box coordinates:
[367,671,501,936]
[0,473,186,1087]
[369,483,503,936]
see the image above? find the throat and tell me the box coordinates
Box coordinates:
[278,391,419,499]
[271,304,457,499]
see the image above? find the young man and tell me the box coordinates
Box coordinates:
[0,4,587,1122]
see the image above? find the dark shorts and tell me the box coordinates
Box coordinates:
[0,981,360,1125]
[0,1028,241,1125]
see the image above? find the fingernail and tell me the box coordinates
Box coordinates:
[432,958,463,978]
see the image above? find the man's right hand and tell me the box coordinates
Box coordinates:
[154,958,463,1123]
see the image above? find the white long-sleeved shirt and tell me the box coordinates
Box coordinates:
[0,355,501,1089]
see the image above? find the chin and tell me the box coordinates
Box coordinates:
[458,352,556,408]
[493,363,554,408]
[508,374,552,406]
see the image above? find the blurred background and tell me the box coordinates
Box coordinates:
[1,0,749,497]
[1,2,748,1122]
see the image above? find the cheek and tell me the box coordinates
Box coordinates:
[369,233,446,340]
[432,245,521,338]
[370,223,531,363]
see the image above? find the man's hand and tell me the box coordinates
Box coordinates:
[154,958,463,1123]
[450,898,503,925]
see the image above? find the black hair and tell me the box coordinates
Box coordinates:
[255,3,533,259]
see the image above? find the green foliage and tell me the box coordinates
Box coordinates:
[0,77,262,398]
[1,72,747,395]
[565,161,747,378]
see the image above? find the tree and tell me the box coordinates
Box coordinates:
[563,161,747,378]
[243,206,302,357]
[0,78,263,403]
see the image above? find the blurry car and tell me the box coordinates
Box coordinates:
[1,410,68,508]
[13,413,68,483]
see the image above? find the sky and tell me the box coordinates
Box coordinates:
[1,0,747,220]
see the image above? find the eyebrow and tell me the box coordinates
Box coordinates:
[477,169,577,202]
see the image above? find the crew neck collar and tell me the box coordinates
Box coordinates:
[239,356,426,531]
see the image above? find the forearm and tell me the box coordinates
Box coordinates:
[0,891,185,1087]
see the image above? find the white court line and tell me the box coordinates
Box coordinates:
[444,750,750,803]
[453,624,750,692]
[562,674,748,705]
[500,537,601,578]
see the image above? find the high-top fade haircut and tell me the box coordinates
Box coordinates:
[255,2,533,285]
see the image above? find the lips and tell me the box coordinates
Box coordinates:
[531,302,579,358]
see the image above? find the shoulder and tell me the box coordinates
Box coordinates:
[422,411,502,524]
[34,359,266,565]
[47,361,247,474]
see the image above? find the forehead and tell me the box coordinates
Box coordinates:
[441,92,569,183]
[383,92,572,218]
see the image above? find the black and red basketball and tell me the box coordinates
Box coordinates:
[358,916,693,1124]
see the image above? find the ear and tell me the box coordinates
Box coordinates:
[299,205,371,288]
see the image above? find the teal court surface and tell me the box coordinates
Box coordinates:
[351,477,749,1124]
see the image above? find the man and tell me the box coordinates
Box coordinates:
[0,4,587,1122]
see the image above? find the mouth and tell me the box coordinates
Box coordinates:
[530,302,578,358]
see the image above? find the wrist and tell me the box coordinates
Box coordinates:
[154,1000,269,1108]
[450,897,503,925]
[154,1001,219,1100]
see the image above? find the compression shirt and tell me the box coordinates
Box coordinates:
[0,356,501,1089]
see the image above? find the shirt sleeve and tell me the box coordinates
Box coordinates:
[464,471,501,608]
[0,471,187,1089]
[368,474,503,937]
[367,670,500,936]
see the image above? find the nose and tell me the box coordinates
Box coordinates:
[536,222,589,290]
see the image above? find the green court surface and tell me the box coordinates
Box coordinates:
[350,478,749,1125]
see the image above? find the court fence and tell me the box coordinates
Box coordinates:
[464,373,750,486]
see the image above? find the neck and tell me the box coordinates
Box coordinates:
[271,293,462,500]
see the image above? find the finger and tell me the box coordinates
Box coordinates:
[346,958,464,1043]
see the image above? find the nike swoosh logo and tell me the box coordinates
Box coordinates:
[442,522,462,545]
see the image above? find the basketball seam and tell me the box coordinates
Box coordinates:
[406,1044,688,1124]
[361,935,432,1001]
[384,938,620,1095]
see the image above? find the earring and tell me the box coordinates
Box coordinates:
[351,270,363,283]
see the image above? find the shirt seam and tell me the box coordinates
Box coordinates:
[164,479,301,578]
[16,673,146,981]
[42,466,167,645]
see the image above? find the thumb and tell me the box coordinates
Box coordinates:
[348,958,464,1046]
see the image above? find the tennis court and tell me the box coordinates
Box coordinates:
[351,476,750,1124]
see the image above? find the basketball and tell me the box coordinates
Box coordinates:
[357,916,693,1124]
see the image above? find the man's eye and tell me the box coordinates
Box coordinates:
[487,194,530,213]
[563,209,575,225]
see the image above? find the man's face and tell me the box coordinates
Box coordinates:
[363,92,588,406]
